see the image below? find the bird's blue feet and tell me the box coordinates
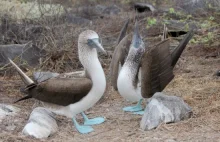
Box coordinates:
[133,110,145,115]
[72,117,94,134]
[123,105,143,112]
[76,125,94,134]
[84,117,105,125]
[81,112,105,125]
[123,99,143,112]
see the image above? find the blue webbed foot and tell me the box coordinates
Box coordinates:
[133,110,145,115]
[81,112,105,125]
[84,117,105,125]
[76,125,94,134]
[123,105,143,112]
[123,99,143,112]
[72,117,94,134]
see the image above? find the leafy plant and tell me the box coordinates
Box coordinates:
[186,15,192,20]
[147,17,157,26]
[169,8,175,14]
[209,16,215,21]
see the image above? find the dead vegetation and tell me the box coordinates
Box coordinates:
[0,0,219,73]
[0,0,220,141]
[0,0,125,73]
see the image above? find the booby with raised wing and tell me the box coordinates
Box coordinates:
[110,21,194,114]
[9,30,107,134]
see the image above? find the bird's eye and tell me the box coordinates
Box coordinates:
[88,39,91,43]
[87,39,93,45]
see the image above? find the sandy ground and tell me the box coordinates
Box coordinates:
[0,44,219,142]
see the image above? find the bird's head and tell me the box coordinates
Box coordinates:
[129,21,145,63]
[78,30,106,54]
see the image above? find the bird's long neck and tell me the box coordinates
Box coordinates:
[84,55,106,88]
[68,44,106,115]
[79,45,105,85]
[122,50,140,82]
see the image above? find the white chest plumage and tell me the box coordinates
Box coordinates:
[117,65,142,102]
[51,55,106,118]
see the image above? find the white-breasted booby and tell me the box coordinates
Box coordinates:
[9,30,107,134]
[110,20,194,114]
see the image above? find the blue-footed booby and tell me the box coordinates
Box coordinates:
[9,30,107,134]
[110,20,194,114]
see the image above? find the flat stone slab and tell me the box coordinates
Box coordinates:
[140,92,192,130]
[0,42,45,67]
[22,107,58,139]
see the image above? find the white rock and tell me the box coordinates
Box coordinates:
[140,92,192,130]
[0,104,19,122]
[22,107,58,139]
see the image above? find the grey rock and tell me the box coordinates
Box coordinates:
[176,0,220,13]
[140,92,192,130]
[0,104,19,122]
[22,107,58,139]
[164,20,198,31]
[33,72,59,83]
[0,42,46,67]
[95,5,107,14]
[94,4,121,15]
[103,5,121,15]
[71,4,121,19]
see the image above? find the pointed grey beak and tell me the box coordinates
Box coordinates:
[132,21,143,48]
[95,41,106,54]
[89,38,107,54]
